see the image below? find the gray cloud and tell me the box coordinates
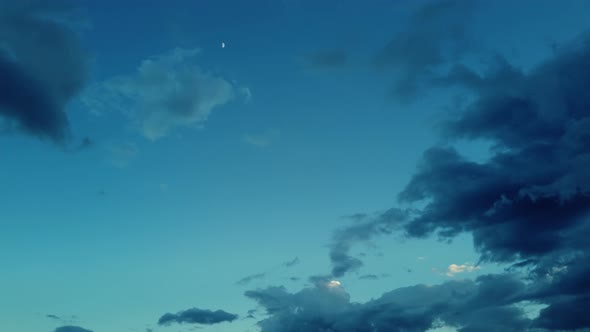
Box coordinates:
[0,0,88,143]
[236,272,266,286]
[375,0,474,101]
[283,257,300,268]
[83,48,242,140]
[158,307,238,326]
[358,274,379,280]
[53,326,93,332]
[532,296,590,331]
[329,208,406,277]
[400,35,590,265]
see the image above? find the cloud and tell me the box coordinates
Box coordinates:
[446,263,481,277]
[243,129,280,148]
[375,0,474,101]
[0,0,88,143]
[246,274,532,332]
[157,307,238,326]
[329,208,406,277]
[75,137,94,151]
[53,326,93,332]
[302,16,590,332]
[46,314,61,320]
[236,272,266,286]
[300,49,348,68]
[358,274,379,280]
[106,141,138,168]
[383,31,590,331]
[283,257,300,268]
[399,35,590,264]
[83,48,239,140]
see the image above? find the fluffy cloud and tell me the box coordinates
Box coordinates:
[358,274,379,280]
[157,307,238,326]
[283,257,300,268]
[0,0,88,143]
[83,48,240,140]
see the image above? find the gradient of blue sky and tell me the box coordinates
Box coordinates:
[1,1,590,332]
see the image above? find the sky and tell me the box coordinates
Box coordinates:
[1,0,590,331]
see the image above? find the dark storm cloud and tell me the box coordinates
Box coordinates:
[387,33,590,330]
[329,208,406,277]
[0,0,88,143]
[300,49,348,68]
[157,307,238,326]
[236,272,266,286]
[533,296,590,331]
[399,35,590,263]
[375,0,474,101]
[53,326,93,332]
[246,274,533,332]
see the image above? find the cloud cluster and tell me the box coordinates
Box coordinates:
[446,263,480,277]
[158,307,238,326]
[269,3,590,331]
[0,0,88,143]
[246,274,533,332]
[83,48,238,140]
[399,35,590,268]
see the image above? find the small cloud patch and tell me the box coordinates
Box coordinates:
[158,307,238,326]
[446,263,480,277]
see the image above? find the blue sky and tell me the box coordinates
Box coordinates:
[2,1,590,332]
